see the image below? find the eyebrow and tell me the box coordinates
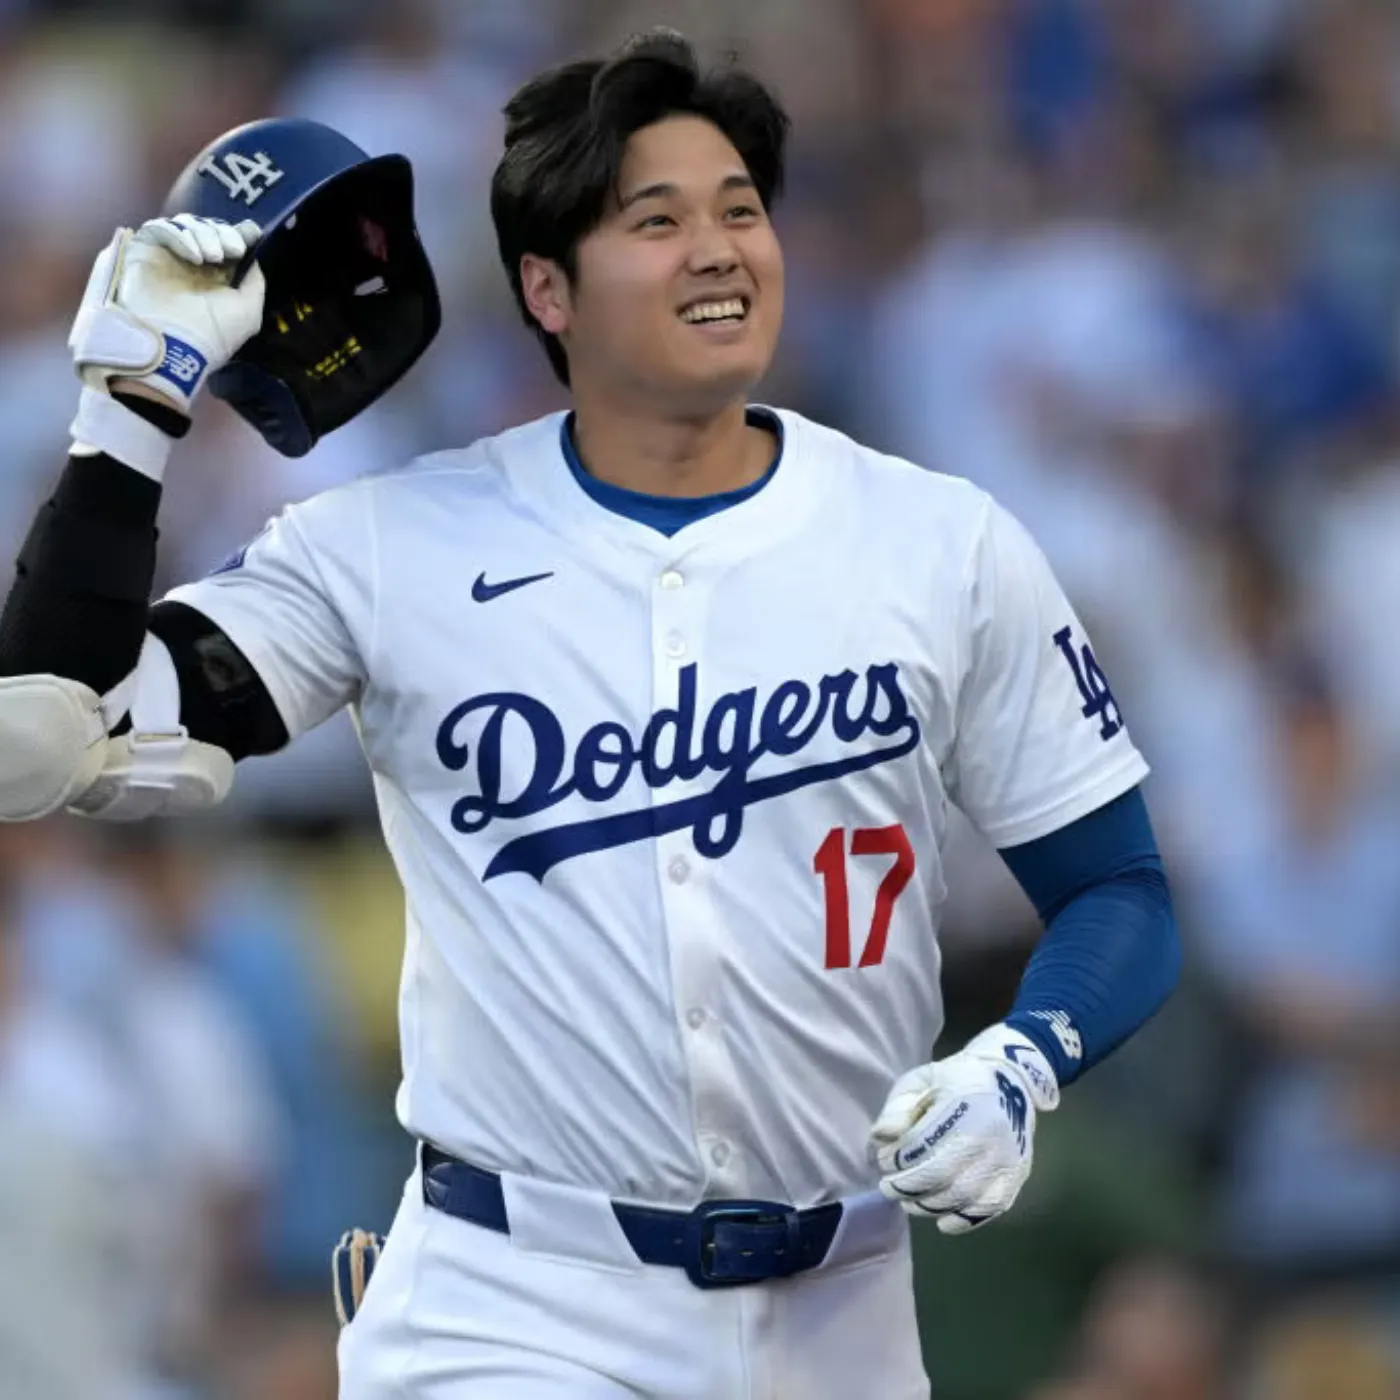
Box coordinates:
[617,173,757,211]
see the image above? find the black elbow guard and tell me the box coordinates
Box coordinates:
[147,601,289,759]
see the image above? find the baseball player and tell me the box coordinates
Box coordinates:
[0,30,1180,1400]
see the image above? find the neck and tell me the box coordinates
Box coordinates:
[569,395,770,498]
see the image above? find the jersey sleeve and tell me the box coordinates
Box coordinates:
[946,497,1150,848]
[162,487,374,742]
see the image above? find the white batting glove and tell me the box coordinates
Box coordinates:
[68,214,265,416]
[869,1023,1059,1235]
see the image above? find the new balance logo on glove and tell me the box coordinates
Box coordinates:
[156,336,208,389]
[995,1071,1028,1154]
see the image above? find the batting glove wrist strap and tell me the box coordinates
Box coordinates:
[959,1023,1060,1113]
[69,387,175,482]
[68,216,264,417]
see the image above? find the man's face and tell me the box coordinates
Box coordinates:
[539,115,785,412]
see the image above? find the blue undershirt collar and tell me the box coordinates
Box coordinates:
[560,408,784,537]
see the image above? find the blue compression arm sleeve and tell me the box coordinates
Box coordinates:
[996,786,1180,1086]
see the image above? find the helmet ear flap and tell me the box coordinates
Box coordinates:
[208,363,313,457]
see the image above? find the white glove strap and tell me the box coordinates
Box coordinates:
[962,1023,1061,1113]
[69,386,174,483]
[72,300,163,378]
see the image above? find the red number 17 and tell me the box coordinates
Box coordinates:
[812,824,916,969]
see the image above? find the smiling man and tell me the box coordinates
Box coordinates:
[0,28,1179,1400]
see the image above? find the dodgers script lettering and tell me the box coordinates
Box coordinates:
[435,661,922,882]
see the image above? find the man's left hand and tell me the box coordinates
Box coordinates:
[869,1023,1059,1234]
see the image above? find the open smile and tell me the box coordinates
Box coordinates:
[677,294,751,326]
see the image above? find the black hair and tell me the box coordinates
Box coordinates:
[490,28,790,386]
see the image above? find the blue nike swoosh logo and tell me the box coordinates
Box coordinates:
[472,570,554,603]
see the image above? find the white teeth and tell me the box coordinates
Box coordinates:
[681,297,747,323]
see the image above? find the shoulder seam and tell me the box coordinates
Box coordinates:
[950,489,996,744]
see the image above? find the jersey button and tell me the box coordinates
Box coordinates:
[710,1142,731,1167]
[668,856,690,884]
[686,1007,706,1030]
[664,632,687,659]
[659,569,684,591]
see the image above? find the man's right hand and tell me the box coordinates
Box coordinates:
[68,214,265,418]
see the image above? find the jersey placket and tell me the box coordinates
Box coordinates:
[647,550,753,1198]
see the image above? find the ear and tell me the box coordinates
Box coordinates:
[519,254,571,336]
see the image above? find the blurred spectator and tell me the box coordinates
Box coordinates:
[3,821,283,1393]
[0,836,147,1399]
[1290,0,1400,373]
[0,226,93,580]
[216,1299,339,1400]
[105,833,285,1329]
[1177,170,1392,500]
[1192,653,1400,1295]
[1304,421,1400,784]
[1030,1256,1229,1400]
[0,23,145,253]
[1242,1301,1400,1400]
[123,832,391,1293]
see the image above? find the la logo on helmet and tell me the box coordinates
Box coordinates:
[197,150,285,206]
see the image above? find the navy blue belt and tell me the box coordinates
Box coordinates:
[420,1144,843,1290]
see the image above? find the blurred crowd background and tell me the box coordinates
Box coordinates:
[2,0,1400,1396]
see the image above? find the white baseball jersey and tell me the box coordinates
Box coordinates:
[167,408,1148,1211]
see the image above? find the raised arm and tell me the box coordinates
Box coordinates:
[0,217,289,822]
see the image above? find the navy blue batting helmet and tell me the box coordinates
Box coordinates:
[164,118,441,456]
